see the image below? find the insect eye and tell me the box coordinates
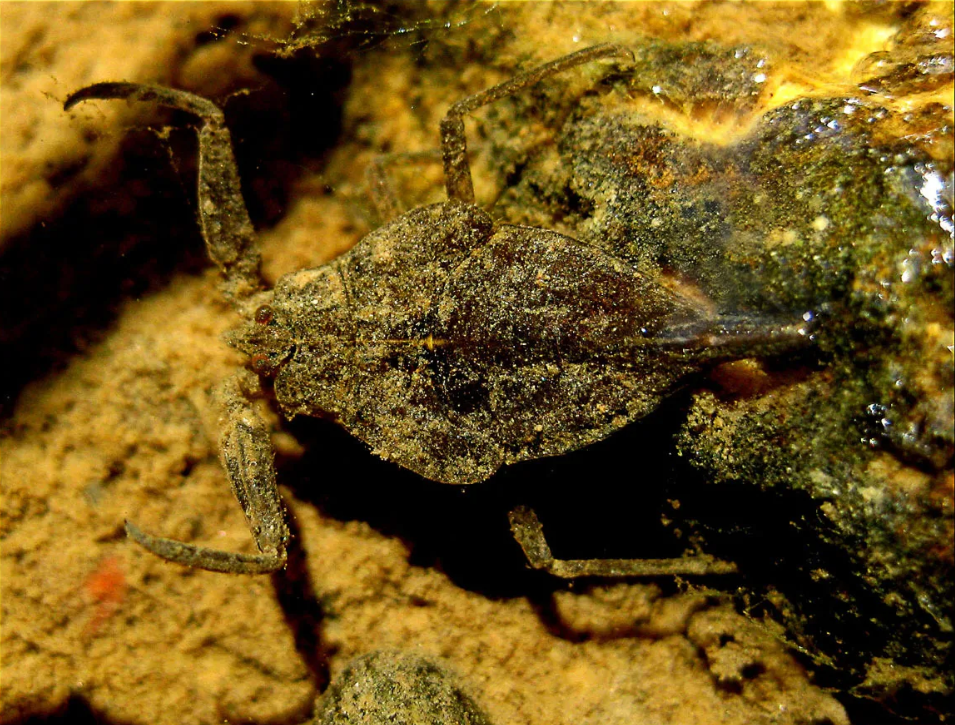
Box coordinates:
[254,305,274,325]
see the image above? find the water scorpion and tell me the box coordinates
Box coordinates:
[65,44,813,578]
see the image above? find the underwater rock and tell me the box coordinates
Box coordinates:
[494,28,953,718]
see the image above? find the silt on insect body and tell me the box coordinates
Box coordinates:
[64,44,815,577]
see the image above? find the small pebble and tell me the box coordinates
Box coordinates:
[314,651,494,725]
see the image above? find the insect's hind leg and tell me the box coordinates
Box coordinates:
[440,43,633,204]
[509,506,738,578]
[64,83,262,305]
[126,373,288,574]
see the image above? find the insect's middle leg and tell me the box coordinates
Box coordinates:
[439,43,633,204]
[126,373,288,574]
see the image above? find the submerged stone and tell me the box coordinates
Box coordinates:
[493,28,953,716]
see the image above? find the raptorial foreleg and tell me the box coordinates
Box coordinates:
[65,83,262,304]
[125,373,288,574]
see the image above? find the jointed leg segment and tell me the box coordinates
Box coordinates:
[509,506,738,577]
[440,43,632,204]
[64,83,263,304]
[125,374,288,574]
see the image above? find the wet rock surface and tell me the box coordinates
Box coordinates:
[489,6,953,717]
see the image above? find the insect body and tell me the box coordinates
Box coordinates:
[66,45,810,575]
[236,203,792,486]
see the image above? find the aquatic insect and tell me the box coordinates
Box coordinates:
[65,45,810,576]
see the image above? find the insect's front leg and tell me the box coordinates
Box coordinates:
[64,83,262,304]
[126,373,288,574]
